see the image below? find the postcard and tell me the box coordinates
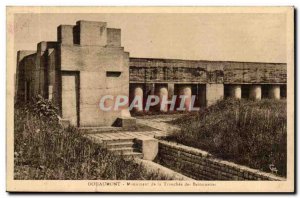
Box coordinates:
[6,6,294,192]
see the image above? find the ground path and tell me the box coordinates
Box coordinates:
[85,114,182,142]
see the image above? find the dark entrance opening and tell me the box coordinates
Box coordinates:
[280,84,287,98]
[224,85,231,98]
[241,85,250,99]
[261,84,269,99]
[191,84,199,108]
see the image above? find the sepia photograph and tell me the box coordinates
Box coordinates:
[6,6,294,192]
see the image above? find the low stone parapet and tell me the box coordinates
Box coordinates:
[134,158,194,180]
[157,140,285,181]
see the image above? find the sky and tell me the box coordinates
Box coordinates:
[14,13,287,63]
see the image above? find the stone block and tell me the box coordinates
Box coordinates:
[107,28,121,47]
[135,137,158,161]
[57,25,74,45]
[77,20,107,46]
[113,117,136,128]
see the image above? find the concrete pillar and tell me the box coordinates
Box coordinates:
[133,85,144,111]
[178,85,192,111]
[229,85,242,99]
[130,84,143,112]
[268,85,280,100]
[155,85,168,112]
[249,85,262,100]
[206,84,224,106]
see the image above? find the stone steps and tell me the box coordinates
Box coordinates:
[79,126,122,133]
[108,147,135,155]
[102,138,143,159]
[103,138,135,144]
[109,148,143,159]
[120,152,144,160]
[105,142,135,149]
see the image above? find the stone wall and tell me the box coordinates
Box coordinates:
[224,62,287,84]
[16,43,59,103]
[129,58,286,84]
[16,51,36,102]
[58,20,130,127]
[16,20,130,127]
[130,58,211,83]
[47,48,60,107]
[157,140,285,181]
[59,45,130,127]
[36,42,58,98]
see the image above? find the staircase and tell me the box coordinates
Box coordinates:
[102,138,143,160]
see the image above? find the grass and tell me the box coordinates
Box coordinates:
[14,104,172,180]
[166,99,287,177]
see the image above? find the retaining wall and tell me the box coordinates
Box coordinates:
[157,140,285,181]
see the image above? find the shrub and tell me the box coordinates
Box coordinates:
[168,99,287,177]
[16,95,59,121]
[14,102,171,180]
